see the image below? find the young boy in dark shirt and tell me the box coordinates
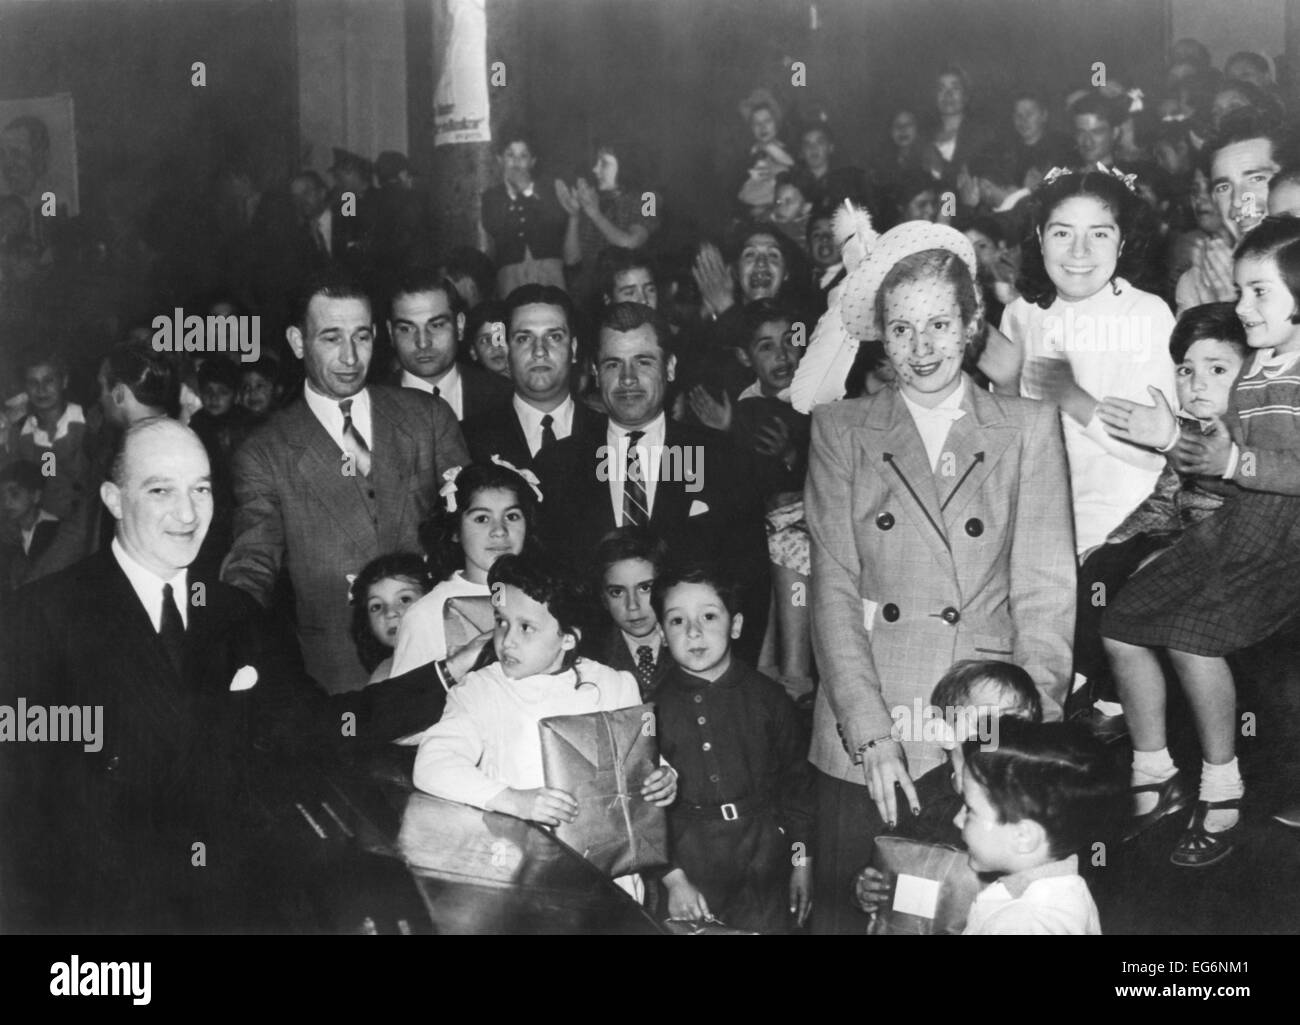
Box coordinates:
[651,564,814,932]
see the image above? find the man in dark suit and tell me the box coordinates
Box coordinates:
[387,267,512,422]
[222,269,470,693]
[534,302,769,663]
[462,284,602,469]
[1,418,449,933]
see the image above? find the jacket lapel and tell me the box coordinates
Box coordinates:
[938,384,1017,529]
[651,423,692,527]
[865,389,952,565]
[96,555,189,727]
[370,390,415,548]
[286,400,377,551]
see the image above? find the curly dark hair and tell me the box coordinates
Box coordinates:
[1017,169,1161,308]
[348,553,432,673]
[417,460,542,583]
[484,553,594,676]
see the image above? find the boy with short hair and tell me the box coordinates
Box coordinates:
[582,527,672,699]
[957,719,1124,934]
[13,352,92,525]
[0,459,82,592]
[651,563,814,932]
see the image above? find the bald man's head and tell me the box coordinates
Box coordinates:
[102,418,212,579]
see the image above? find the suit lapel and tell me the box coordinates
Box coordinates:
[865,389,951,564]
[370,390,414,547]
[286,400,377,551]
[938,385,1016,529]
[96,555,189,727]
[27,519,58,564]
[651,423,692,526]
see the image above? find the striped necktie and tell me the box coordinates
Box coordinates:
[623,430,649,527]
[339,398,372,478]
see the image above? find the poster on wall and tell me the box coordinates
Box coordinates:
[433,0,491,146]
[0,92,79,241]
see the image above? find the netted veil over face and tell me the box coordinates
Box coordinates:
[791,211,979,412]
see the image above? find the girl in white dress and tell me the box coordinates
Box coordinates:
[413,554,677,825]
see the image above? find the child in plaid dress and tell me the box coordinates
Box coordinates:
[1097,217,1300,868]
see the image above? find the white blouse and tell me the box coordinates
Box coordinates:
[1005,278,1177,554]
[390,571,491,676]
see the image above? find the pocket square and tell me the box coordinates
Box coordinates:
[688,499,710,517]
[539,704,669,877]
[229,665,259,692]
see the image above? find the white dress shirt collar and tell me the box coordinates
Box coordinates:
[401,363,463,419]
[111,536,189,631]
[20,509,59,555]
[506,181,537,201]
[607,412,667,524]
[514,393,575,456]
[21,401,84,446]
[899,378,968,471]
[303,383,372,451]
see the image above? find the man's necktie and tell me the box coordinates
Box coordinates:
[432,385,441,399]
[540,413,557,450]
[159,582,186,673]
[622,430,649,527]
[339,398,372,478]
[635,645,656,696]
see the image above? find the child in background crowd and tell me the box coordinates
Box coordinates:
[0,459,83,593]
[237,357,284,423]
[651,564,814,933]
[349,553,432,683]
[463,301,511,379]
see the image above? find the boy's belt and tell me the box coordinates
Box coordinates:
[673,794,772,822]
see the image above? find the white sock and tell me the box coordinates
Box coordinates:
[1131,748,1177,815]
[1199,758,1243,833]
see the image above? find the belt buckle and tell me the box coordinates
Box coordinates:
[720,802,738,821]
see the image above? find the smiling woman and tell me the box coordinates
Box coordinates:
[803,220,1076,933]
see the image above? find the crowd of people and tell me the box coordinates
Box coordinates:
[3,35,1300,936]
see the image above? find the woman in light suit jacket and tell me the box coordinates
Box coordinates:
[802,221,1076,934]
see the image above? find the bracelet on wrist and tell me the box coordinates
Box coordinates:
[851,734,895,765]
